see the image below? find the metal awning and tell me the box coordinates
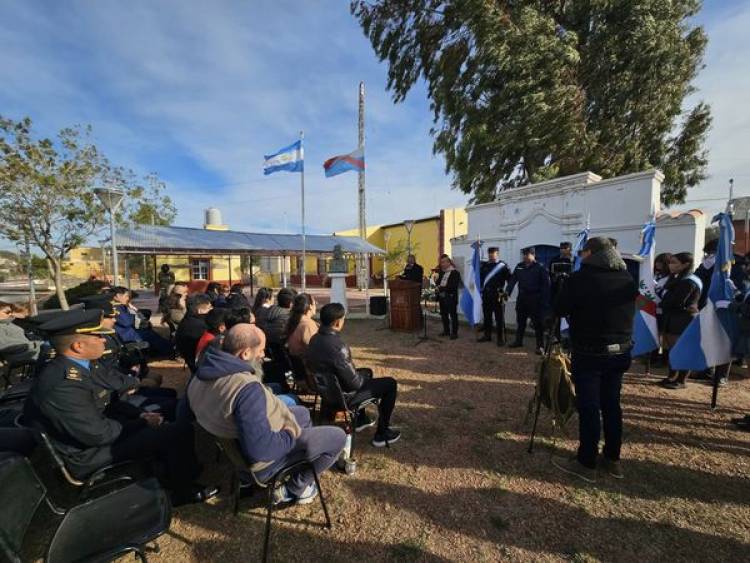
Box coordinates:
[115,224,384,255]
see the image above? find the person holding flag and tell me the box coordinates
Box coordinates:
[669,213,739,403]
[478,247,510,346]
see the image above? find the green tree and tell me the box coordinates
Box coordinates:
[351,0,711,204]
[0,116,176,309]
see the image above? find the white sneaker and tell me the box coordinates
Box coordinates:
[272,484,293,505]
[295,483,318,505]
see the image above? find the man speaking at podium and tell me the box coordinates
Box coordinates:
[399,255,424,284]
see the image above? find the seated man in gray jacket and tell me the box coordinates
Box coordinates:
[0,301,41,364]
[188,323,345,504]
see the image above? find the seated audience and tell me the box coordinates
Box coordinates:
[286,293,318,358]
[23,309,218,506]
[252,287,274,329]
[227,283,252,310]
[176,294,212,372]
[0,300,41,364]
[195,308,229,360]
[225,307,255,330]
[306,303,401,447]
[165,282,189,327]
[263,288,296,346]
[188,323,345,504]
[111,287,172,357]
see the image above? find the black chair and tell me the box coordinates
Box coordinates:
[0,346,36,389]
[0,378,32,406]
[213,436,331,563]
[20,421,137,501]
[311,369,379,468]
[0,454,171,563]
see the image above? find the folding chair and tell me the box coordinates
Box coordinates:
[0,454,171,563]
[310,370,379,469]
[17,418,138,501]
[213,436,331,563]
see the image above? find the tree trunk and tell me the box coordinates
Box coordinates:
[50,257,69,310]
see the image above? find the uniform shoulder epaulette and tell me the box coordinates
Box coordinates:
[66,366,82,381]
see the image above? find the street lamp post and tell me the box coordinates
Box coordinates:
[94,188,125,286]
[403,219,415,256]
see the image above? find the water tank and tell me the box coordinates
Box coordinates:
[205,207,223,226]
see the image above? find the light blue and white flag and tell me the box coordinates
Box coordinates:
[670,213,738,370]
[632,216,659,357]
[263,139,304,175]
[460,240,483,325]
[572,224,590,272]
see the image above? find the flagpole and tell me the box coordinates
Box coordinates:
[300,130,307,293]
[358,81,369,314]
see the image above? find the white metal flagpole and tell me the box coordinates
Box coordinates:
[300,130,306,293]
[358,81,369,314]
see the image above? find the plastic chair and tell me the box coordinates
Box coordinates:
[0,454,171,563]
[213,436,331,563]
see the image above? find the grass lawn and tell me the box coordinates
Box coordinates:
[22,319,750,561]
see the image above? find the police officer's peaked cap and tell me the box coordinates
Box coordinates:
[522,246,536,255]
[79,294,117,317]
[488,247,499,253]
[39,309,114,336]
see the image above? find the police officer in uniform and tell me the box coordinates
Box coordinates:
[23,309,218,506]
[552,237,638,482]
[478,247,510,345]
[549,242,573,292]
[507,247,551,354]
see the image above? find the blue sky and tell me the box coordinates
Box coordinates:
[0,0,747,247]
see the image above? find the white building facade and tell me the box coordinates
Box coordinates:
[450,170,705,325]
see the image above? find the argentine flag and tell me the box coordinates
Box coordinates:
[264,139,304,175]
[631,217,659,357]
[460,240,482,325]
[670,213,738,370]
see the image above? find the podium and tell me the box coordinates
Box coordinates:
[389,279,422,331]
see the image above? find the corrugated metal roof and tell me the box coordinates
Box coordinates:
[116,225,384,255]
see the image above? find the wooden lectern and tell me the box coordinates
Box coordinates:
[389,279,422,331]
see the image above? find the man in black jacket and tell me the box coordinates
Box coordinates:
[306,303,401,447]
[553,237,638,482]
[263,288,296,346]
[507,247,550,354]
[176,294,212,372]
[478,247,510,345]
[399,255,424,284]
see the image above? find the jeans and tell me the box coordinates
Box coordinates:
[254,406,346,496]
[349,376,398,433]
[571,352,631,468]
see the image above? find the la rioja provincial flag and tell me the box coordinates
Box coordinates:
[631,217,659,357]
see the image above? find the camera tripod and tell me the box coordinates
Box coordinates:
[526,315,563,453]
[415,296,440,346]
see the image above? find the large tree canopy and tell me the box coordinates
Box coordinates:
[0,116,176,308]
[351,0,711,204]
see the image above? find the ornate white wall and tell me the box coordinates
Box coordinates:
[450,169,705,325]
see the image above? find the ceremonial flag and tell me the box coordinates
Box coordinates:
[670,213,738,370]
[631,217,659,357]
[572,224,590,272]
[460,240,483,325]
[263,140,304,175]
[323,147,365,177]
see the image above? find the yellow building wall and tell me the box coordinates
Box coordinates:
[63,247,105,280]
[442,207,468,256]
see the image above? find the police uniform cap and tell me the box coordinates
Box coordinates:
[26,310,69,326]
[522,246,535,255]
[487,247,499,253]
[79,294,117,317]
[39,309,114,336]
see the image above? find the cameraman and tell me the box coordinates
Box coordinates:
[552,237,638,482]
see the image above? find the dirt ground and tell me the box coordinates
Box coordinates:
[23,319,750,561]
